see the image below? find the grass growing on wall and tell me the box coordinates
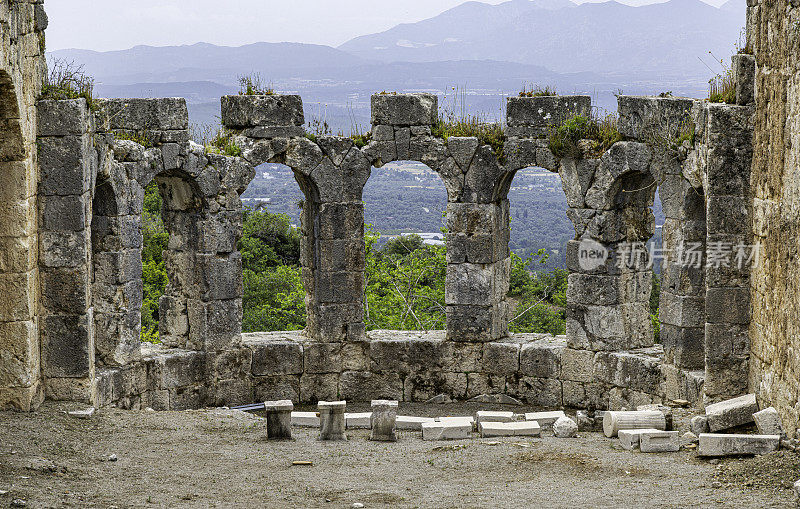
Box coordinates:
[432,87,506,163]
[41,57,100,110]
[238,73,274,96]
[519,84,558,97]
[547,113,622,159]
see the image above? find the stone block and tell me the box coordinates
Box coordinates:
[560,348,594,383]
[753,407,785,437]
[617,96,695,141]
[475,410,515,424]
[690,415,710,435]
[705,287,750,325]
[514,376,563,407]
[639,431,680,452]
[248,338,303,376]
[422,421,471,441]
[370,400,398,441]
[371,93,437,126]
[618,428,665,450]
[303,342,342,374]
[291,411,320,427]
[446,304,506,343]
[41,193,88,231]
[319,400,347,441]
[345,412,373,429]
[161,350,205,389]
[241,126,305,139]
[524,411,567,429]
[396,415,436,431]
[339,371,403,401]
[519,340,563,378]
[506,96,592,137]
[220,95,304,129]
[705,393,758,432]
[187,298,242,352]
[553,416,578,438]
[697,433,780,457]
[404,371,466,402]
[480,421,542,438]
[593,351,663,395]
[41,313,93,378]
[97,98,189,131]
[0,320,38,388]
[253,375,300,403]
[38,134,93,196]
[732,53,755,106]
[37,99,89,136]
[300,373,339,403]
[482,342,520,375]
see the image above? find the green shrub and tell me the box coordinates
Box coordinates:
[41,57,100,111]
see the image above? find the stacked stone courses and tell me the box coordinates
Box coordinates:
[0,2,779,427]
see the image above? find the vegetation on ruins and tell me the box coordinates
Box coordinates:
[192,123,242,157]
[113,129,153,148]
[547,113,622,159]
[708,67,736,104]
[238,73,274,96]
[519,84,558,98]
[141,183,169,343]
[40,57,100,111]
[432,87,506,163]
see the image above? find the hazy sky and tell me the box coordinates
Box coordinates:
[45,0,728,52]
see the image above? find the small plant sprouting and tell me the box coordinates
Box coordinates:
[658,91,674,98]
[41,57,100,111]
[238,73,274,96]
[547,112,622,159]
[193,123,242,157]
[305,103,332,142]
[519,83,557,98]
[114,129,153,148]
[702,51,736,104]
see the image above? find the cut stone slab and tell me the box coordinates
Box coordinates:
[422,422,471,441]
[618,429,663,450]
[345,412,373,429]
[438,416,475,428]
[639,431,680,453]
[480,421,541,437]
[697,434,781,457]
[753,407,785,437]
[291,411,320,427]
[475,411,515,424]
[68,408,95,419]
[705,394,758,432]
[525,411,567,429]
[396,416,436,431]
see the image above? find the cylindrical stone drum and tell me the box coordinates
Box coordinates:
[603,411,667,438]
[319,400,347,441]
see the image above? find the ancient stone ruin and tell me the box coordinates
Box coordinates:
[1,0,799,441]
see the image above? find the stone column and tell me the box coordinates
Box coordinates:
[370,399,398,441]
[264,399,293,440]
[223,95,370,343]
[37,99,96,403]
[318,400,347,441]
[701,102,753,402]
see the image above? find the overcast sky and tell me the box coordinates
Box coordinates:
[45,0,728,52]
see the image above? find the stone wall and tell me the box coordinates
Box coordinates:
[748,0,800,437]
[0,0,47,410]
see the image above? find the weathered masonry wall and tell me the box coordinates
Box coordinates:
[0,0,47,411]
[748,0,800,436]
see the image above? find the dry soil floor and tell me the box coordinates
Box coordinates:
[0,402,798,508]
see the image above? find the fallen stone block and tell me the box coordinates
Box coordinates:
[479,421,542,438]
[639,431,680,453]
[704,394,758,432]
[475,410,515,424]
[552,416,578,438]
[753,407,785,437]
[345,412,373,429]
[525,411,567,429]
[603,411,667,438]
[291,411,320,427]
[690,415,709,435]
[422,422,471,441]
[618,429,663,450]
[438,416,475,428]
[697,433,781,457]
[396,416,435,431]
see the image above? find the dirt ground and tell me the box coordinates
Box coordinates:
[1,402,797,508]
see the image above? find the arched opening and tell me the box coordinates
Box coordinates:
[363,160,448,332]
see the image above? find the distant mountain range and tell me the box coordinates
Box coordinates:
[49,0,746,128]
[339,0,745,78]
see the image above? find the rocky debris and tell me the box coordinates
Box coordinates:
[753,407,785,437]
[422,421,471,441]
[704,394,759,432]
[10,499,26,508]
[67,407,95,419]
[690,415,709,435]
[108,454,118,462]
[682,431,699,444]
[552,416,578,438]
[698,434,781,457]
[425,394,453,405]
[793,479,800,501]
[576,410,606,432]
